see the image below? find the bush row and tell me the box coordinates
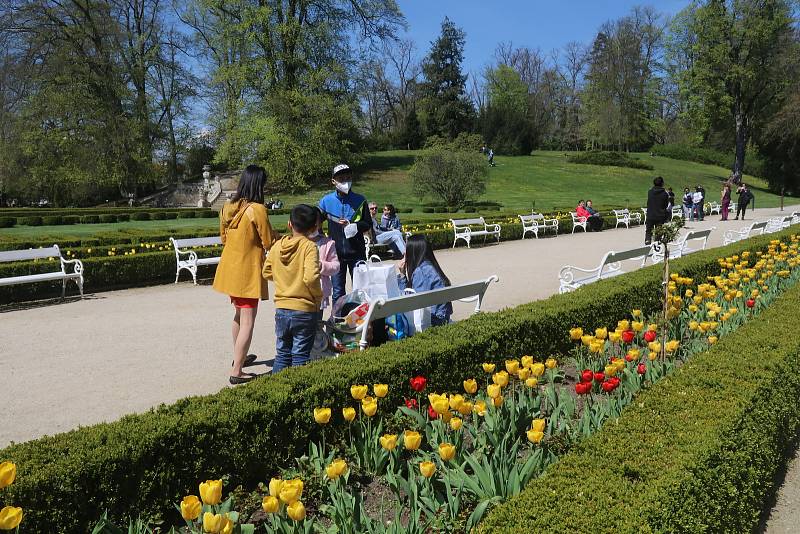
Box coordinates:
[566,150,655,170]
[0,228,219,253]
[1,229,795,532]
[480,280,800,533]
[650,143,765,178]
[0,207,216,217]
[0,209,218,227]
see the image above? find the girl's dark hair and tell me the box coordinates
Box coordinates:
[234,165,266,204]
[403,235,450,287]
[313,206,324,224]
[384,203,396,217]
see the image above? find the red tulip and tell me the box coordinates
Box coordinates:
[624,352,635,362]
[593,372,605,383]
[405,398,418,409]
[409,375,427,392]
[427,404,438,419]
[610,377,620,388]
[746,299,755,308]
[601,380,615,393]
[622,330,635,344]
[575,382,591,395]
[581,369,594,383]
[643,330,657,343]
[637,363,646,375]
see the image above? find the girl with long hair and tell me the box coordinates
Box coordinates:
[397,235,452,326]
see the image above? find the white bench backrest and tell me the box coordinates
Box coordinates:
[171,236,222,248]
[451,218,486,227]
[367,277,496,322]
[519,214,536,223]
[0,245,61,263]
[605,245,652,265]
[531,213,546,221]
[685,229,712,243]
[751,221,768,233]
[571,212,584,221]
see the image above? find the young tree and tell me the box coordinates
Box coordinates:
[410,148,487,207]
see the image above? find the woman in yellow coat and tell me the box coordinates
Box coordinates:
[213,165,276,384]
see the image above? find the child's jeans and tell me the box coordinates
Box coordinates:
[273,308,317,372]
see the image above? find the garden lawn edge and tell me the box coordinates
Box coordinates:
[479,280,800,532]
[1,228,798,532]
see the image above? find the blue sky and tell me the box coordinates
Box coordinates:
[397,0,691,76]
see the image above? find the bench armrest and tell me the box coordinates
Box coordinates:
[61,258,84,275]
[486,223,501,232]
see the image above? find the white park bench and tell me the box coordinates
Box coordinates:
[0,245,84,298]
[450,217,501,248]
[651,228,714,263]
[640,207,683,220]
[612,209,642,228]
[170,236,222,284]
[558,245,653,293]
[519,213,559,239]
[791,211,800,225]
[708,202,721,215]
[355,275,499,350]
[570,212,588,233]
[722,221,768,245]
[765,215,794,233]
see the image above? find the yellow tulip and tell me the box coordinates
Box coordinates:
[314,407,331,424]
[518,367,531,380]
[492,396,504,407]
[632,309,642,318]
[203,512,224,533]
[569,327,583,341]
[648,341,661,354]
[199,479,223,505]
[373,384,388,398]
[482,363,495,373]
[627,348,640,359]
[525,377,538,388]
[429,394,449,414]
[474,400,487,416]
[632,321,644,332]
[438,442,456,462]
[531,363,545,377]
[530,418,546,432]
[505,359,520,374]
[220,515,234,534]
[708,336,718,345]
[262,495,280,513]
[458,400,473,415]
[617,320,630,331]
[325,459,348,480]
[594,327,608,340]
[419,461,436,478]
[604,365,617,377]
[350,384,368,400]
[269,478,284,497]
[450,417,463,431]
[581,334,594,346]
[379,434,398,451]
[361,396,378,417]
[492,371,510,387]
[487,384,502,398]
[0,507,22,531]
[0,462,16,489]
[521,355,534,368]
[463,379,478,394]
[180,495,202,521]
[665,340,680,353]
[279,479,304,504]
[441,410,452,423]
[342,407,356,422]
[545,358,557,369]
[527,429,544,444]
[287,501,306,522]
[403,430,422,451]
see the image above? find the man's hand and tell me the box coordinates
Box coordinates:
[338,218,348,226]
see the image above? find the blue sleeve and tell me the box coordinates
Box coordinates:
[397,273,408,290]
[412,263,445,293]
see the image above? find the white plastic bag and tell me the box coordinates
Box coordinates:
[406,307,431,334]
[352,261,401,301]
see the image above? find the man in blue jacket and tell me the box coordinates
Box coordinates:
[319,164,373,303]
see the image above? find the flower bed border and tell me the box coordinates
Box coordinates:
[480,279,800,532]
[1,228,797,532]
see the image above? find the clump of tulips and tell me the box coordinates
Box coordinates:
[0,461,22,531]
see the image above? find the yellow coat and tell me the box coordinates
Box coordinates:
[212,200,276,299]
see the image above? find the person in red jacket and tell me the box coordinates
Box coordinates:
[576,200,603,231]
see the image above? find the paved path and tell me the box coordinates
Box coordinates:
[1,206,797,448]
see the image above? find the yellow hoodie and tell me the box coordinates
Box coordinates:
[262,235,323,312]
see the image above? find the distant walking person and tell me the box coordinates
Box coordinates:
[645,176,670,245]
[696,184,706,221]
[735,183,753,220]
[720,184,731,221]
[682,187,693,219]
[488,149,495,167]
[213,165,276,385]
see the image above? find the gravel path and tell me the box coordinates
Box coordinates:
[1,206,797,448]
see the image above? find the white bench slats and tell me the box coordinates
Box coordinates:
[0,244,84,297]
[519,213,559,239]
[170,236,222,284]
[722,221,768,245]
[765,215,794,233]
[559,245,653,293]
[356,275,499,349]
[451,217,501,248]
[708,202,721,215]
[652,228,714,263]
[612,209,642,229]
[570,212,588,233]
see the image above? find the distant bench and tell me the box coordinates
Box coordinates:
[612,209,642,229]
[0,245,84,298]
[519,212,559,238]
[722,221,768,245]
[170,236,222,284]
[559,245,652,293]
[652,228,714,263]
[451,217,501,248]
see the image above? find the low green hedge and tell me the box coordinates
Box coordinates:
[131,212,151,221]
[177,210,196,219]
[80,215,100,224]
[480,280,800,533]
[650,143,765,178]
[0,217,13,228]
[19,216,42,226]
[0,208,216,227]
[41,216,63,226]
[99,214,117,223]
[566,150,655,170]
[151,212,167,220]
[2,229,795,532]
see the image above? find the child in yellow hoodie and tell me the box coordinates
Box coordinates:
[262,204,323,372]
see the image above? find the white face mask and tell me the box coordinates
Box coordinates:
[335,181,351,194]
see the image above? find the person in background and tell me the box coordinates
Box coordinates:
[311,207,339,319]
[576,200,602,232]
[691,187,703,221]
[262,204,323,373]
[369,202,406,257]
[319,164,372,304]
[720,183,731,221]
[645,176,670,245]
[585,200,604,231]
[735,183,753,220]
[488,149,495,167]
[682,187,693,220]
[212,165,276,385]
[397,235,452,326]
[666,187,675,212]
[696,184,706,220]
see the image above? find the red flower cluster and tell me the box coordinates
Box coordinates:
[746,298,755,308]
[575,382,592,395]
[643,330,657,343]
[577,367,622,394]
[637,363,646,375]
[427,404,438,419]
[404,398,418,409]
[409,375,427,392]
[600,377,620,392]
[622,330,635,344]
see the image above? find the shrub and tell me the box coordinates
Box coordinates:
[19,216,42,226]
[480,282,800,532]
[62,216,81,225]
[163,212,178,220]
[99,214,117,223]
[410,149,488,208]
[131,212,150,221]
[422,207,435,213]
[650,143,765,177]
[177,210,196,219]
[41,216,63,226]
[151,212,167,220]
[81,215,101,224]
[116,214,130,222]
[1,229,795,533]
[566,150,655,170]
[198,210,219,218]
[0,217,14,228]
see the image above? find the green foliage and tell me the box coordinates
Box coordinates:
[2,229,795,532]
[131,212,151,221]
[81,215,100,224]
[41,216,63,226]
[480,280,800,532]
[177,211,196,219]
[19,216,42,226]
[480,65,535,155]
[0,218,15,228]
[566,151,654,170]
[651,143,764,177]
[99,214,118,223]
[410,149,487,207]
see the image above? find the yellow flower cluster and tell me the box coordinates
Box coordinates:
[0,461,22,530]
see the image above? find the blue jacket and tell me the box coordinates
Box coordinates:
[319,190,372,261]
[397,260,452,325]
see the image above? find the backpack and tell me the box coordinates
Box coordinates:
[385,313,410,340]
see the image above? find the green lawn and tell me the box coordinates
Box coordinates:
[1,150,790,242]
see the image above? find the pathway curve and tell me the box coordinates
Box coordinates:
[1,206,797,447]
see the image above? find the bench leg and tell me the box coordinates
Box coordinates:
[62,278,66,299]
[191,266,198,285]
[175,268,181,284]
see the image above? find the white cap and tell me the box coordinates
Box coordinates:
[332,164,351,178]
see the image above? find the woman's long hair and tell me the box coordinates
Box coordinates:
[384,203,397,218]
[233,165,266,204]
[403,235,450,287]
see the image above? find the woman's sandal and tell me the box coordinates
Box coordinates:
[229,373,255,385]
[231,354,258,367]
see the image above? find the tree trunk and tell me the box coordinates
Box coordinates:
[733,103,747,177]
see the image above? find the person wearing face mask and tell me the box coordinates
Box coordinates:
[318,164,373,303]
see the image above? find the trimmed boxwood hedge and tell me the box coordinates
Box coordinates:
[177,210,196,219]
[1,229,796,532]
[80,215,100,224]
[0,217,14,228]
[131,212,151,221]
[19,216,42,226]
[99,214,117,223]
[480,281,800,533]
